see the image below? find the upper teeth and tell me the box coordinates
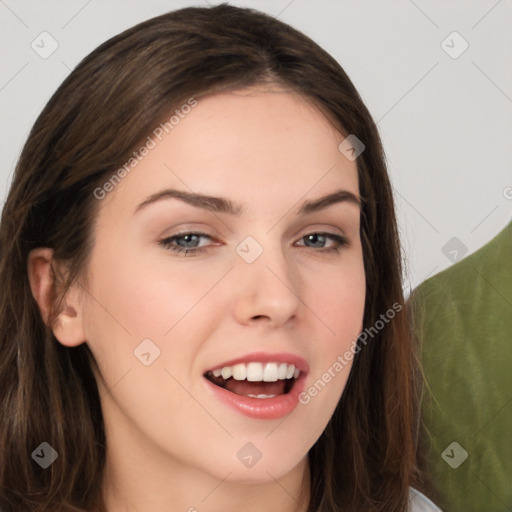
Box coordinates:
[212,362,300,382]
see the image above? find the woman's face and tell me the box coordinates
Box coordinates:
[80,86,365,485]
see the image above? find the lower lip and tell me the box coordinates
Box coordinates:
[204,374,307,420]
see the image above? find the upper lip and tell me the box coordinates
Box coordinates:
[204,352,310,375]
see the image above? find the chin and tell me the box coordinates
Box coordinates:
[224,457,307,484]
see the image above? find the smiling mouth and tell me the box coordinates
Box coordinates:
[204,362,300,398]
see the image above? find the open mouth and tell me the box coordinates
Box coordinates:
[204,362,300,399]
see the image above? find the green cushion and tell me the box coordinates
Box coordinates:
[410,221,512,511]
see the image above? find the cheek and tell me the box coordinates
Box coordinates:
[308,254,366,344]
[85,246,219,339]
[81,244,230,389]
[299,254,365,407]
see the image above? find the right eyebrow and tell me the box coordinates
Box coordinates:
[134,188,244,216]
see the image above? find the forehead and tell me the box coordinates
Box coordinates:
[99,87,359,217]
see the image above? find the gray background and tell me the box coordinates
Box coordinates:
[1,0,511,293]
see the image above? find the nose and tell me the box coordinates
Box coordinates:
[232,241,302,327]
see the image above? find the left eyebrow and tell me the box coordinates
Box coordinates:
[134,188,362,216]
[297,189,362,215]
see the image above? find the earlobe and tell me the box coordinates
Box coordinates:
[27,247,86,347]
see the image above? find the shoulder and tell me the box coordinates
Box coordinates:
[409,488,442,512]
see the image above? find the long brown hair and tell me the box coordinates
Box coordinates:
[0,4,424,511]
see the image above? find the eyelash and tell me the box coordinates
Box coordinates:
[158,231,349,257]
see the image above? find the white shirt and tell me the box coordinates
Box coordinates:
[410,488,442,512]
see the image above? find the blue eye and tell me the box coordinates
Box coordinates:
[296,233,348,253]
[159,232,211,256]
[159,231,349,257]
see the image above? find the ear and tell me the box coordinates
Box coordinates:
[27,247,86,347]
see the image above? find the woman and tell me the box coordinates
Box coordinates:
[0,4,441,511]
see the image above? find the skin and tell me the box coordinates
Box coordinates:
[28,85,366,512]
